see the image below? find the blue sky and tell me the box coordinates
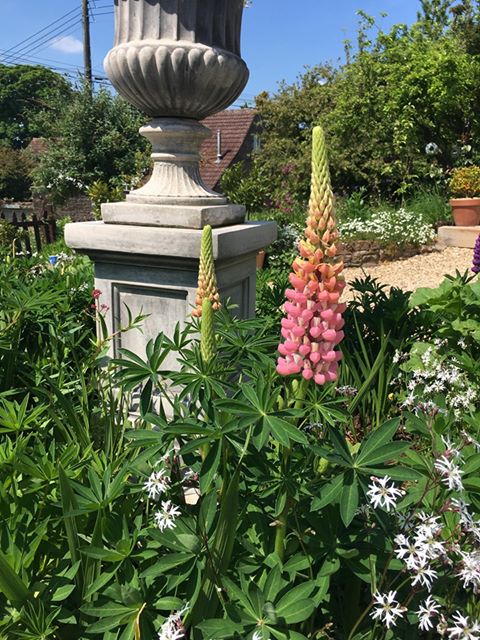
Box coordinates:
[0,0,421,103]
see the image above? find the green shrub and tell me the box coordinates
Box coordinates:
[87,179,126,219]
[0,218,18,250]
[449,165,480,198]
[406,187,452,225]
[0,148,33,200]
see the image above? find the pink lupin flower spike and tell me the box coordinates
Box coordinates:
[277,126,345,385]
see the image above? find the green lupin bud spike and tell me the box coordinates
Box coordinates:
[308,126,334,219]
[193,225,221,317]
[200,298,216,363]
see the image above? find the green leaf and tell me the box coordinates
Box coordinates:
[84,568,118,598]
[200,442,221,494]
[81,602,138,618]
[327,427,353,466]
[263,566,284,602]
[140,553,193,578]
[199,490,218,535]
[80,546,125,562]
[463,455,480,476]
[196,619,243,638]
[340,472,359,526]
[280,599,315,623]
[275,582,315,615]
[283,555,311,575]
[0,551,29,607]
[86,615,132,633]
[356,442,410,468]
[266,416,308,445]
[222,577,258,620]
[319,556,340,577]
[51,583,76,602]
[355,418,400,466]
[363,466,423,481]
[154,597,184,611]
[311,473,345,511]
[464,478,480,493]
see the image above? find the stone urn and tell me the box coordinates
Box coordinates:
[103,0,250,224]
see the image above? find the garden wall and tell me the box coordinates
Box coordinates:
[338,239,436,267]
[1,197,94,223]
[33,195,94,222]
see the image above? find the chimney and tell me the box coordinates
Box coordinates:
[215,129,222,164]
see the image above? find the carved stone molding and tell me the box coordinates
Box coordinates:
[105,0,249,119]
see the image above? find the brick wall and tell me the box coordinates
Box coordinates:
[32,195,94,222]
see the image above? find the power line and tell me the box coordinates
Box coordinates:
[1,15,83,63]
[0,6,81,58]
[0,48,105,76]
[0,5,111,65]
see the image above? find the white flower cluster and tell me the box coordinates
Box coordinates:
[339,207,436,246]
[371,591,480,638]
[394,513,445,591]
[371,590,406,628]
[45,173,86,191]
[157,603,189,640]
[144,462,181,533]
[366,476,405,511]
[366,430,480,636]
[401,346,477,419]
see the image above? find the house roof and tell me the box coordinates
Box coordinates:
[199,108,257,189]
[26,137,49,157]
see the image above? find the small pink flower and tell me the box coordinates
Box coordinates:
[92,288,102,299]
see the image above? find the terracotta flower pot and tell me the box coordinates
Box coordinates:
[450,198,480,226]
[256,249,266,269]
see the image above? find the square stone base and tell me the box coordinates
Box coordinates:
[102,201,246,229]
[65,220,277,367]
[438,225,480,248]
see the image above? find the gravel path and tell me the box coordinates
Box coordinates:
[343,246,473,300]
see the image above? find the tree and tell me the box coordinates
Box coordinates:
[251,9,480,206]
[31,86,149,203]
[0,148,33,200]
[0,65,72,149]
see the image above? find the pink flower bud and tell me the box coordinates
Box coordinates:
[322,329,337,342]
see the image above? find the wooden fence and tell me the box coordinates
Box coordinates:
[0,206,57,256]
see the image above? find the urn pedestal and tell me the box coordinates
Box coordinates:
[65,221,276,366]
[65,0,276,359]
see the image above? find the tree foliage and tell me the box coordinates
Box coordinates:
[0,64,72,149]
[247,3,480,208]
[31,87,148,203]
[0,148,33,200]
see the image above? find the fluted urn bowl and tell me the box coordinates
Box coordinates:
[104,0,249,120]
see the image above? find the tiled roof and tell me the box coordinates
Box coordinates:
[199,108,257,189]
[26,137,49,157]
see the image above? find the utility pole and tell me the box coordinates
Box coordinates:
[82,0,92,88]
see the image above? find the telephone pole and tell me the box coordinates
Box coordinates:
[82,0,92,88]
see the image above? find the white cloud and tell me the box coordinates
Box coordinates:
[50,35,83,54]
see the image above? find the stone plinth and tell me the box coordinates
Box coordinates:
[65,220,276,367]
[438,225,480,248]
